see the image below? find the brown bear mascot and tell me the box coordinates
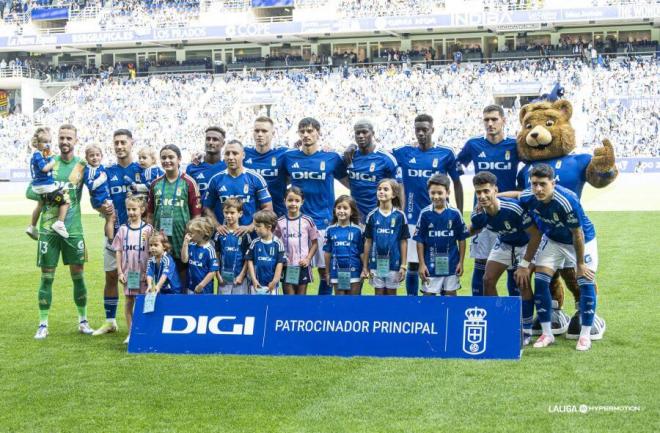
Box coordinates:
[516,99,617,340]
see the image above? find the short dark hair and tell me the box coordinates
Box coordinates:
[473,171,498,187]
[253,210,278,230]
[113,129,132,139]
[205,126,226,138]
[285,186,305,200]
[530,163,555,180]
[160,144,181,160]
[226,139,243,148]
[254,116,274,126]
[427,173,451,191]
[483,105,505,118]
[414,113,434,124]
[223,197,243,212]
[298,117,321,132]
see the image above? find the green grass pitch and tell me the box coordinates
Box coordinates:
[1,213,658,432]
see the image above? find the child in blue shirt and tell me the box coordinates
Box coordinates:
[84,145,115,241]
[147,232,182,294]
[324,195,364,295]
[181,217,219,294]
[247,210,286,295]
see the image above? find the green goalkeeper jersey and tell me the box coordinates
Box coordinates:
[27,155,86,237]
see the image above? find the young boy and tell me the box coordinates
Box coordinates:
[214,198,252,295]
[247,210,287,295]
[181,217,219,294]
[414,174,469,296]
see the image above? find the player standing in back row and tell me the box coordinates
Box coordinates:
[392,114,463,296]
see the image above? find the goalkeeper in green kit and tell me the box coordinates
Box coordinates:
[28,125,101,339]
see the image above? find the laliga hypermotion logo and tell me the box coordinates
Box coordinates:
[462,307,487,355]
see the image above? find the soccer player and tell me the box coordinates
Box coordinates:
[244,117,288,217]
[186,126,227,215]
[94,129,142,336]
[30,124,94,339]
[516,164,599,351]
[457,105,519,297]
[346,119,401,221]
[203,140,273,235]
[469,172,541,345]
[392,114,463,296]
[414,174,469,297]
[283,117,348,295]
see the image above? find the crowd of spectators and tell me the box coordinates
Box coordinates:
[0,56,657,172]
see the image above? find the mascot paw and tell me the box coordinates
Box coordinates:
[591,138,616,172]
[566,313,606,340]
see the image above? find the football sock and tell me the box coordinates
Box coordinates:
[406,263,419,296]
[38,271,55,324]
[103,295,118,321]
[471,262,485,296]
[522,299,534,334]
[534,272,553,332]
[72,272,88,320]
[578,277,596,327]
[506,269,520,297]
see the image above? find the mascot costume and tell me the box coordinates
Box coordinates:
[516,98,617,340]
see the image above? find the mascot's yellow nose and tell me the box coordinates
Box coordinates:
[526,125,553,147]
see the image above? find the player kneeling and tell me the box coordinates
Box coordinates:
[516,164,599,351]
[469,172,542,345]
[415,174,469,296]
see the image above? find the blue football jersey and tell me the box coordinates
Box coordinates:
[30,151,54,187]
[348,148,402,221]
[364,208,410,271]
[186,242,219,294]
[186,160,227,217]
[470,198,532,247]
[457,136,519,193]
[413,206,469,276]
[214,231,252,278]
[83,165,111,208]
[517,154,591,198]
[323,223,364,277]
[204,169,272,226]
[392,145,461,224]
[106,162,143,229]
[519,185,596,244]
[141,165,165,189]
[247,237,287,286]
[146,253,182,294]
[244,146,288,217]
[283,149,348,230]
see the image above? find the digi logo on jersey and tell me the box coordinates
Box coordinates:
[477,162,512,170]
[407,169,440,178]
[349,171,377,182]
[162,315,256,335]
[253,168,279,177]
[429,230,455,237]
[110,185,130,195]
[291,171,326,180]
[219,195,252,203]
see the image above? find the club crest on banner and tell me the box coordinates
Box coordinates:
[462,307,487,355]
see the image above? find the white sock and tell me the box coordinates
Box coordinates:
[580,325,592,338]
[541,322,552,336]
[79,315,87,323]
[107,318,117,325]
[39,320,48,327]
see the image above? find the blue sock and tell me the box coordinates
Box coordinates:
[103,296,118,320]
[318,278,332,296]
[471,262,485,296]
[578,277,596,327]
[406,263,419,296]
[522,299,534,333]
[507,269,520,297]
[534,273,553,323]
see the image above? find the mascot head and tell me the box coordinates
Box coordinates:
[517,99,575,161]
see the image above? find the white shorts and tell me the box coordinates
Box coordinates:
[369,270,401,290]
[422,275,461,294]
[219,280,248,295]
[407,224,419,263]
[470,228,498,260]
[312,228,326,268]
[487,241,529,269]
[33,184,59,194]
[535,236,598,273]
[103,239,117,272]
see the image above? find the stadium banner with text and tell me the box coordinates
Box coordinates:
[1,4,657,48]
[129,295,521,359]
[31,7,69,21]
[251,0,293,7]
[0,90,7,117]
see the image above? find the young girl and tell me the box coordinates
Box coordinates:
[361,179,409,295]
[274,187,318,295]
[181,217,218,294]
[215,198,252,295]
[247,210,286,295]
[26,127,70,239]
[323,195,364,296]
[84,144,115,241]
[126,146,164,197]
[146,231,182,295]
[112,196,153,344]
